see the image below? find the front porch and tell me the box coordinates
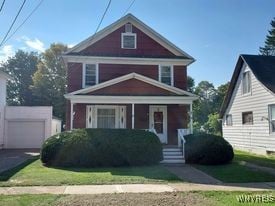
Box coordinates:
[67,101,193,146]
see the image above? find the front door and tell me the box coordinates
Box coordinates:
[149,106,167,143]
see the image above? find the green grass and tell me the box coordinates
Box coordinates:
[0,158,181,186]
[193,150,275,183]
[194,162,275,183]
[235,150,275,168]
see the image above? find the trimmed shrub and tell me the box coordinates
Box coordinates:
[184,133,234,165]
[41,129,163,167]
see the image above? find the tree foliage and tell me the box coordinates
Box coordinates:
[260,17,275,56]
[0,50,39,105]
[31,43,68,121]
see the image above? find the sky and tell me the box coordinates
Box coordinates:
[0,0,274,86]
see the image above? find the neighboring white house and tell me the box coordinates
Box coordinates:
[221,55,275,154]
[0,71,62,149]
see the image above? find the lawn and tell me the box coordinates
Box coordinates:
[235,150,275,169]
[193,150,275,183]
[1,192,275,206]
[0,158,181,186]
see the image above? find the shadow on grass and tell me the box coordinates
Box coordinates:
[0,157,39,181]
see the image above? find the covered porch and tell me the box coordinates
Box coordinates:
[66,95,194,146]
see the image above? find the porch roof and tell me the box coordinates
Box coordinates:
[66,95,197,104]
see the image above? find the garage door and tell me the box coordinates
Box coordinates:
[7,120,45,148]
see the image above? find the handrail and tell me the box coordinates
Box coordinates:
[177,128,190,159]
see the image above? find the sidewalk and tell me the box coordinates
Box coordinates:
[0,182,274,195]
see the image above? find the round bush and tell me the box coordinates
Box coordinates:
[41,129,163,167]
[184,133,234,165]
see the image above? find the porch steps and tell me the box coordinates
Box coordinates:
[160,146,185,164]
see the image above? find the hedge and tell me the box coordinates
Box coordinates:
[184,133,234,165]
[40,129,163,167]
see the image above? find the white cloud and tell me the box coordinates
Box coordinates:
[0,45,14,62]
[68,43,75,48]
[25,38,45,52]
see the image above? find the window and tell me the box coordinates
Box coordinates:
[226,114,233,126]
[242,71,251,94]
[83,64,98,87]
[159,65,173,86]
[269,105,275,133]
[121,33,136,49]
[242,111,253,125]
[125,23,132,33]
[97,108,116,128]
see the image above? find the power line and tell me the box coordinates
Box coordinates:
[0,0,6,13]
[94,0,112,34]
[0,0,27,48]
[123,0,135,16]
[1,0,44,46]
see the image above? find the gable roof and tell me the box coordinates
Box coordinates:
[220,54,275,117]
[65,72,197,97]
[65,13,194,61]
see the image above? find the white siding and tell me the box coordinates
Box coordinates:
[223,63,275,153]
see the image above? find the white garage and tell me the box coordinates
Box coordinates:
[3,106,55,149]
[6,120,45,148]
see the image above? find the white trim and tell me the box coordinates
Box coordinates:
[131,103,135,129]
[65,14,195,61]
[149,105,167,143]
[82,63,99,88]
[121,33,137,49]
[70,102,74,130]
[158,65,174,86]
[63,55,193,66]
[67,72,197,97]
[66,95,196,104]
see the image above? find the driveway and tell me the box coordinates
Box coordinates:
[0,149,40,173]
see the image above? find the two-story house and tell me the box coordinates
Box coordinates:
[63,14,197,162]
[221,55,275,154]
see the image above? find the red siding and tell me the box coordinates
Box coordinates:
[67,63,82,92]
[88,79,177,96]
[80,24,176,57]
[174,65,187,90]
[99,64,158,82]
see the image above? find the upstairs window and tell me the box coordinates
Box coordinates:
[269,105,275,133]
[121,33,136,49]
[242,111,253,125]
[242,71,251,95]
[159,65,173,86]
[226,114,233,126]
[83,63,98,88]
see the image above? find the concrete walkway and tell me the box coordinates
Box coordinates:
[0,183,274,195]
[165,164,222,184]
[241,161,275,176]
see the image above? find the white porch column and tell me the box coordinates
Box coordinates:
[131,103,135,129]
[70,101,74,130]
[190,103,193,134]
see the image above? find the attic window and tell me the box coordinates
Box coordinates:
[242,71,251,95]
[125,23,132,33]
[121,33,136,49]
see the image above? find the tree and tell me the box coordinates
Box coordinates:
[31,43,68,121]
[187,76,195,92]
[0,50,40,105]
[204,113,222,136]
[260,17,275,56]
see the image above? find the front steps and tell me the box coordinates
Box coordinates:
[160,146,185,164]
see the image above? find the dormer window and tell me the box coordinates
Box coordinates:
[82,63,98,88]
[159,65,173,86]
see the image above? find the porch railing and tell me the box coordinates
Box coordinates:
[145,128,157,135]
[177,128,190,158]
